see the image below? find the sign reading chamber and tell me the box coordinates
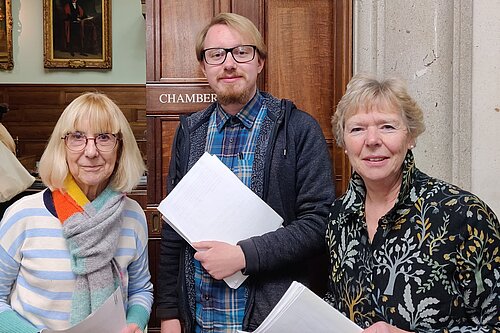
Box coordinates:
[146,85,217,113]
[159,93,217,104]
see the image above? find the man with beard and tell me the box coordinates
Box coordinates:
[156,13,335,333]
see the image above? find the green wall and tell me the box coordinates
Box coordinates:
[0,0,146,84]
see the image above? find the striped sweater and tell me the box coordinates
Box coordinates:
[0,190,153,332]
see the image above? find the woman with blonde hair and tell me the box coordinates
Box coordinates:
[0,92,153,333]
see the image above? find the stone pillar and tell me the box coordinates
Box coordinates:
[353,0,472,190]
[471,0,500,213]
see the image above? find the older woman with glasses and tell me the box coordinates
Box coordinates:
[0,92,153,333]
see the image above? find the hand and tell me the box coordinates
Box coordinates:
[161,319,182,333]
[192,241,246,280]
[362,321,413,333]
[120,323,142,333]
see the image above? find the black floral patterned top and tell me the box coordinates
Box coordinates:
[325,151,500,332]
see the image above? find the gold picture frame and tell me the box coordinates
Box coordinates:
[0,0,13,70]
[43,0,111,69]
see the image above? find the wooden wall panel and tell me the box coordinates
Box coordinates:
[146,116,179,205]
[146,239,161,330]
[232,0,264,32]
[264,0,351,198]
[0,84,146,163]
[157,0,213,82]
[332,0,353,196]
[160,118,179,200]
[266,0,335,138]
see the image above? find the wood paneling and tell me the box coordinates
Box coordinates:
[146,116,179,205]
[0,84,147,161]
[266,0,335,135]
[233,0,264,33]
[146,238,162,330]
[147,0,211,83]
[265,0,352,198]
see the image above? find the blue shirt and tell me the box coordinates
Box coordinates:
[194,92,267,332]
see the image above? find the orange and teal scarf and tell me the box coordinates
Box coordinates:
[53,176,125,325]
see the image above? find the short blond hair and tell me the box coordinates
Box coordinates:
[195,12,267,62]
[39,92,146,193]
[332,73,425,148]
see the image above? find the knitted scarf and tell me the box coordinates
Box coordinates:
[53,176,125,325]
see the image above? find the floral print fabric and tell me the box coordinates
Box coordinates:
[325,151,500,332]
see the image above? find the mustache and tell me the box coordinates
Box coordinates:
[217,69,246,80]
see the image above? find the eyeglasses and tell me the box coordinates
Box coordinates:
[202,45,257,65]
[62,132,120,152]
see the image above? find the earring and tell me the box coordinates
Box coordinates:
[409,145,415,149]
[344,150,348,154]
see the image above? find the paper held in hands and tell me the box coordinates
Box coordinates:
[237,281,363,333]
[157,152,284,289]
[41,287,126,333]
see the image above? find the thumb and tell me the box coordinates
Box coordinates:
[192,241,214,250]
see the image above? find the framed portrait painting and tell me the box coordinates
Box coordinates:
[0,0,13,70]
[43,0,111,69]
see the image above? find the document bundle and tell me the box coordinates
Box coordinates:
[157,152,284,288]
[237,281,362,333]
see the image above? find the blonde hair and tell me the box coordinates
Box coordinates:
[332,73,425,148]
[195,12,267,62]
[39,92,146,193]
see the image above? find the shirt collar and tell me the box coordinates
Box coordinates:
[342,150,417,216]
[215,91,262,132]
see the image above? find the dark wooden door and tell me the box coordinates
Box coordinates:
[145,1,352,331]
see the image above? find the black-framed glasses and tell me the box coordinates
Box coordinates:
[202,45,257,65]
[62,132,120,152]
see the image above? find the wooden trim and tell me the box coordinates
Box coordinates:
[333,0,353,196]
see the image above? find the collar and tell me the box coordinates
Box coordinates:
[343,150,417,216]
[215,91,262,132]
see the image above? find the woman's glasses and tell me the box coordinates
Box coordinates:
[62,132,120,152]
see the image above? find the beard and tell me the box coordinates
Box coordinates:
[215,70,254,106]
[216,85,253,106]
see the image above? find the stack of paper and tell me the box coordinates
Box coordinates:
[237,281,362,333]
[157,152,283,289]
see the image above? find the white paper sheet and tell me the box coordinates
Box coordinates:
[41,287,126,333]
[237,281,363,333]
[157,152,284,288]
